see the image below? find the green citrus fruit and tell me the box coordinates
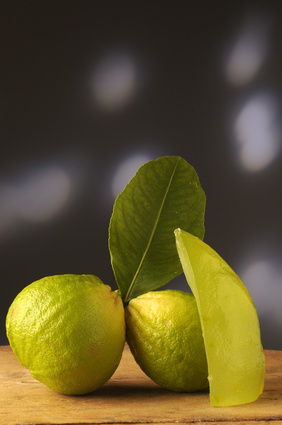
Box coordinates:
[125,289,208,392]
[6,274,126,395]
[175,228,265,406]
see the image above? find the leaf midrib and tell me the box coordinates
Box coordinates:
[124,157,181,303]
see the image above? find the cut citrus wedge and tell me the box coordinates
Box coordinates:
[174,228,265,406]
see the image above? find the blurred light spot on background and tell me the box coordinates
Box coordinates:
[112,153,153,199]
[0,183,19,238]
[17,167,71,223]
[234,93,281,172]
[91,50,139,111]
[0,164,74,240]
[241,259,282,325]
[224,11,271,86]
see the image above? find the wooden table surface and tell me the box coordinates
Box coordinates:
[0,344,282,425]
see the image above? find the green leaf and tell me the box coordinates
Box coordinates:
[108,156,206,303]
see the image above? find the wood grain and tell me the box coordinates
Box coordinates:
[0,345,281,425]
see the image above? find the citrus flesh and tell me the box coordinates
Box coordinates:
[6,274,126,395]
[125,289,209,392]
[174,228,265,406]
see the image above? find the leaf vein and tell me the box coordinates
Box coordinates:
[124,157,181,303]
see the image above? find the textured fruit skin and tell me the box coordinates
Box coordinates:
[125,290,208,392]
[175,229,265,406]
[6,274,126,395]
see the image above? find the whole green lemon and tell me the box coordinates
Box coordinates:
[125,289,208,392]
[6,274,125,395]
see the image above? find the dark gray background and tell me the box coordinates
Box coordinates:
[1,0,282,349]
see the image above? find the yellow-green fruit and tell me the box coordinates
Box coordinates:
[125,290,208,392]
[6,274,126,395]
[175,228,265,406]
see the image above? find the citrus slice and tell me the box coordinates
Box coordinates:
[174,228,265,406]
